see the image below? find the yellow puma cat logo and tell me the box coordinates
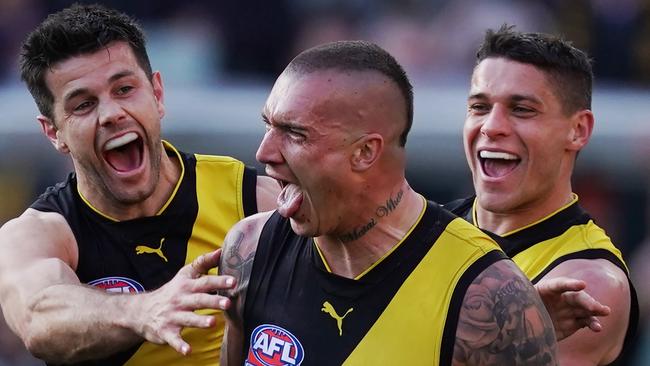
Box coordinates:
[135,238,168,262]
[322,301,353,336]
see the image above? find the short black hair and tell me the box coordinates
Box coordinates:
[287,40,414,147]
[19,3,152,120]
[476,24,593,114]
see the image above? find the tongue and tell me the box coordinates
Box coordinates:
[104,142,142,172]
[277,183,303,218]
[483,159,518,178]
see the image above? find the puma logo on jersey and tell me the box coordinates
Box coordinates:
[135,238,168,262]
[321,301,353,336]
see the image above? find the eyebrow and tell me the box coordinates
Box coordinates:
[467,92,542,105]
[62,70,136,104]
[260,112,307,131]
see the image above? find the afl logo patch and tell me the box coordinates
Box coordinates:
[246,324,304,366]
[88,276,145,293]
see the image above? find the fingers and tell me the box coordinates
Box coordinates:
[586,316,603,332]
[192,249,222,274]
[193,273,236,293]
[177,292,232,311]
[564,291,611,316]
[164,333,191,356]
[537,276,587,294]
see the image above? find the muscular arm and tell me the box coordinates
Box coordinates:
[453,259,558,365]
[0,209,234,363]
[543,259,631,365]
[219,211,272,366]
[256,175,280,212]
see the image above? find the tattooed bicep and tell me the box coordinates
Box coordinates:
[452,259,558,366]
[218,214,269,324]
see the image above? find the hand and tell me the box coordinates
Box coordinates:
[131,249,236,355]
[535,277,611,341]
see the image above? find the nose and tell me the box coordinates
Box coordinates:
[255,128,283,165]
[480,105,511,139]
[97,98,127,127]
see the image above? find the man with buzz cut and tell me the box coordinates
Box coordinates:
[218,40,559,365]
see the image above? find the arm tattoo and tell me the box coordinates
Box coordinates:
[219,230,256,325]
[339,189,403,242]
[453,260,558,365]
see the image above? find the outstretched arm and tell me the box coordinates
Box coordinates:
[0,209,235,363]
[543,259,632,366]
[219,211,273,366]
[453,259,558,366]
[535,277,611,341]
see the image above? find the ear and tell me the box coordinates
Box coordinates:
[350,133,383,172]
[567,109,594,152]
[37,116,69,154]
[151,71,165,119]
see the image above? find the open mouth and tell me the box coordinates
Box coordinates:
[102,132,144,173]
[479,150,520,178]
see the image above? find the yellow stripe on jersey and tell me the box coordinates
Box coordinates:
[125,153,247,366]
[343,218,502,365]
[512,220,628,280]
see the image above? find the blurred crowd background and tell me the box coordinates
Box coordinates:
[0,0,649,364]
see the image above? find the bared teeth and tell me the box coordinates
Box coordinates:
[104,132,138,151]
[479,150,518,160]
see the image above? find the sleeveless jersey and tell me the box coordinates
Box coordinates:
[445,195,639,365]
[243,199,507,366]
[30,141,257,366]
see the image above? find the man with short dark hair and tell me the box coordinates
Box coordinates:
[447,25,638,365]
[0,4,278,365]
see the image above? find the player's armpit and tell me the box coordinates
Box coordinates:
[453,259,558,366]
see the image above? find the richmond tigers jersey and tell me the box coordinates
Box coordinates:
[30,141,257,366]
[243,199,507,366]
[445,194,639,365]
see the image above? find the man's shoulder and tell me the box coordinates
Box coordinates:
[193,152,245,165]
[31,172,78,214]
[452,258,558,365]
[442,196,474,217]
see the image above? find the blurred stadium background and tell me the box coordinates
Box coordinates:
[0,0,648,364]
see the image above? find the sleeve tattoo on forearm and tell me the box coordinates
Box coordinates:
[454,261,557,365]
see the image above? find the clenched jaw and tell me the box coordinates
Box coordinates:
[102,131,144,173]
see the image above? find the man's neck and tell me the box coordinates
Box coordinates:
[475,191,576,235]
[316,182,424,278]
[77,143,182,221]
